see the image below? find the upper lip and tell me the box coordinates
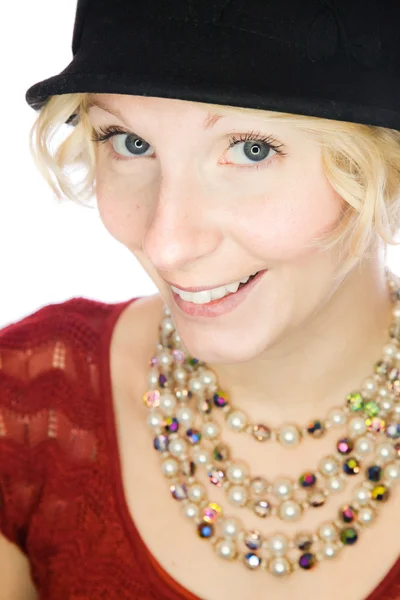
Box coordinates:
[164,269,265,292]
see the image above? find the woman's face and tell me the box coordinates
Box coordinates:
[89,93,345,363]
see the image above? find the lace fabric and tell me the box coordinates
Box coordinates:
[0,297,399,599]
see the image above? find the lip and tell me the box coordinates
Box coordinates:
[170,269,268,318]
[164,270,261,292]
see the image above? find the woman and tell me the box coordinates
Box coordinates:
[1,0,399,598]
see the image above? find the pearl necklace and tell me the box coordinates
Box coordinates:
[143,272,400,577]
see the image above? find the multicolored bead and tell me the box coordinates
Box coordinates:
[203,503,222,523]
[346,392,364,412]
[198,398,212,414]
[299,472,317,488]
[243,552,261,570]
[170,483,188,501]
[197,522,214,538]
[364,401,380,417]
[340,527,358,545]
[386,422,400,440]
[208,468,226,487]
[252,499,272,518]
[213,390,229,408]
[308,491,326,507]
[164,417,179,433]
[252,424,272,442]
[343,457,360,475]
[244,530,263,550]
[181,460,196,477]
[366,417,386,434]
[213,443,230,462]
[299,552,317,570]
[158,373,168,388]
[371,484,390,502]
[339,505,357,523]
[143,389,161,408]
[367,465,382,482]
[337,438,354,455]
[153,434,169,452]
[186,428,202,444]
[374,360,389,376]
[294,533,313,551]
[307,420,325,437]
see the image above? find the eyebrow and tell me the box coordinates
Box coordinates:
[87,97,225,131]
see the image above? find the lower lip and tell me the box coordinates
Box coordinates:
[170,269,268,318]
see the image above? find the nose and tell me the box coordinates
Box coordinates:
[143,174,223,273]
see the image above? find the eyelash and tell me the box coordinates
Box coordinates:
[90,124,286,170]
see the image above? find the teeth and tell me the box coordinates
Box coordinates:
[170,273,256,305]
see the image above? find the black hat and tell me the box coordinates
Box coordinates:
[25,0,400,129]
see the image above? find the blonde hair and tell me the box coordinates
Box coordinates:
[29,92,400,274]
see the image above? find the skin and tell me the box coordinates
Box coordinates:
[88,92,393,424]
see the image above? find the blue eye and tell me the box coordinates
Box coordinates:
[91,125,285,168]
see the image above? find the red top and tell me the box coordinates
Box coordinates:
[0,296,399,600]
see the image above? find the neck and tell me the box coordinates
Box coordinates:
[207,256,393,424]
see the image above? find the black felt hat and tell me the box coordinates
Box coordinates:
[25,0,400,129]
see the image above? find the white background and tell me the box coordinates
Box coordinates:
[1,1,399,329]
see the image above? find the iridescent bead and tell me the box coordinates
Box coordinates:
[340,527,358,545]
[364,401,380,417]
[307,420,325,437]
[279,501,302,522]
[367,465,382,482]
[186,428,202,444]
[272,478,293,500]
[343,457,360,475]
[347,392,364,412]
[294,532,313,551]
[244,530,263,550]
[213,390,229,408]
[208,468,226,487]
[249,476,269,496]
[215,538,237,560]
[366,417,386,434]
[164,417,179,433]
[226,410,248,432]
[153,434,169,453]
[198,398,212,414]
[309,490,326,507]
[213,443,230,462]
[143,389,161,408]
[226,461,249,484]
[266,534,289,555]
[374,360,389,376]
[252,499,272,518]
[161,457,180,478]
[268,557,291,577]
[337,438,354,455]
[383,462,400,482]
[339,505,357,523]
[181,460,196,477]
[299,472,317,488]
[395,442,400,458]
[358,506,375,526]
[371,484,390,502]
[203,503,222,523]
[386,421,400,439]
[227,485,248,507]
[252,424,272,442]
[197,522,214,538]
[299,552,317,570]
[319,456,339,477]
[244,552,261,570]
[278,424,301,448]
[170,483,188,501]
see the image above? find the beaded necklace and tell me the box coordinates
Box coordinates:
[143,272,400,577]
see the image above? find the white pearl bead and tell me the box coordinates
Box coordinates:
[188,378,204,395]
[319,456,339,477]
[268,557,291,577]
[318,522,337,542]
[169,438,187,458]
[158,350,173,368]
[380,398,394,412]
[322,544,339,560]
[358,507,375,526]
[172,367,187,384]
[202,421,220,440]
[272,479,293,500]
[161,458,179,478]
[176,406,194,427]
[383,343,398,358]
[278,424,301,447]
[348,417,367,437]
[393,305,400,320]
[171,331,181,345]
[199,369,217,387]
[353,486,371,505]
[326,476,345,493]
[249,477,269,496]
[161,316,174,334]
[191,447,211,465]
[362,378,377,396]
[279,500,302,522]
[266,534,289,555]
[215,539,237,560]
[327,407,347,427]
[393,404,400,417]
[148,368,159,387]
[226,410,248,432]
[227,485,248,507]
[354,436,375,456]
[220,517,241,538]
[384,462,400,482]
[159,392,177,415]
[227,461,249,484]
[181,502,199,520]
[187,483,206,503]
[376,442,396,462]
[147,410,164,429]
